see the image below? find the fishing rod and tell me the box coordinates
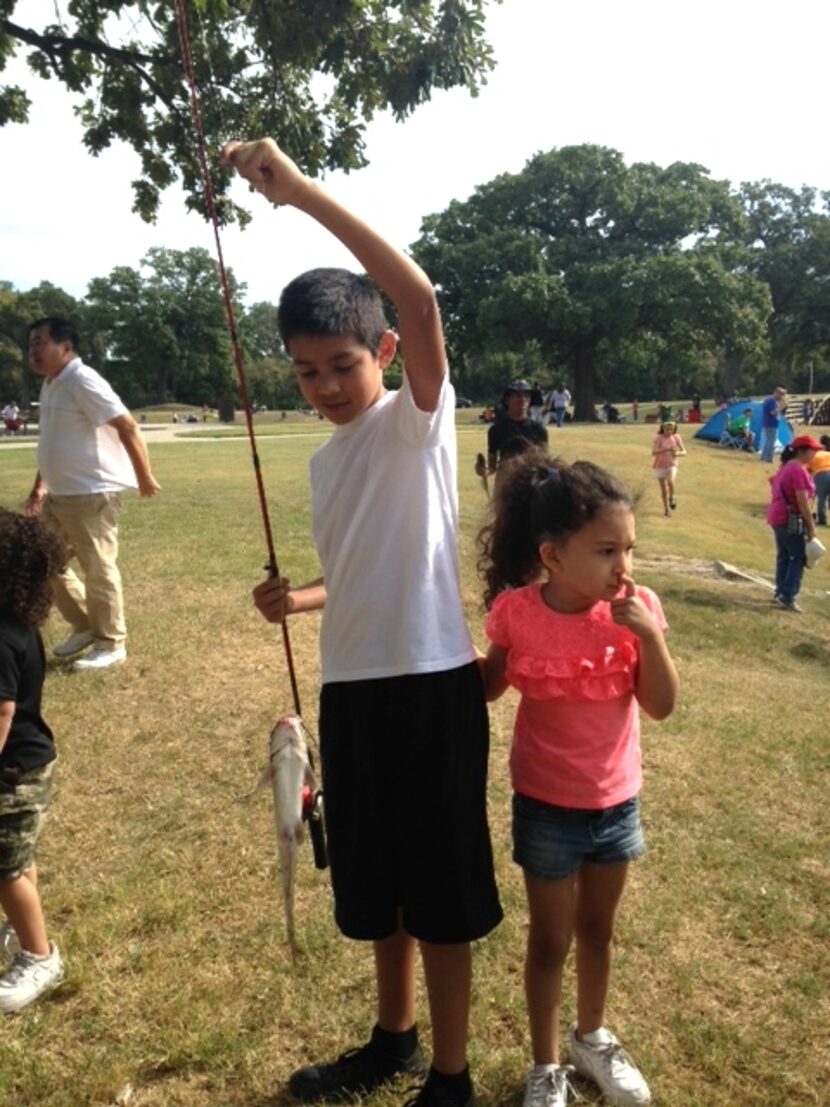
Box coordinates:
[173,0,326,871]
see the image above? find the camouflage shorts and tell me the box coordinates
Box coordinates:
[0,760,55,882]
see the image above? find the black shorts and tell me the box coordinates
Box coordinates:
[319,661,503,943]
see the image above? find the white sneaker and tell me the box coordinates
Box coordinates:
[72,647,126,672]
[53,630,94,657]
[569,1025,651,1105]
[523,1064,575,1107]
[0,943,64,1014]
[0,923,20,961]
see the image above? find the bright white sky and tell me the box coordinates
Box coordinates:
[1,0,828,306]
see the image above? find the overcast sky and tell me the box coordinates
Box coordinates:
[1,0,828,307]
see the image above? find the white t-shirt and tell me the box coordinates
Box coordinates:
[38,358,136,495]
[310,374,476,683]
[550,389,571,409]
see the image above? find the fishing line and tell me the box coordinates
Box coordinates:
[174,0,302,718]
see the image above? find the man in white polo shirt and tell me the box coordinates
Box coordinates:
[24,318,161,671]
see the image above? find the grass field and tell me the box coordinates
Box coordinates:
[0,421,828,1106]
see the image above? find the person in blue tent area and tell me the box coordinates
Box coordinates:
[726,407,755,450]
[766,436,820,612]
[760,387,787,463]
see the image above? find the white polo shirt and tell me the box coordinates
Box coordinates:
[38,358,137,495]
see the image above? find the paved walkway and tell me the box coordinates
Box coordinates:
[0,421,331,450]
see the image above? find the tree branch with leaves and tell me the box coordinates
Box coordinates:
[1,0,495,223]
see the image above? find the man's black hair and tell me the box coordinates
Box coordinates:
[28,317,79,350]
[277,268,388,353]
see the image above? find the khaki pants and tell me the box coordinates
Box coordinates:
[45,493,126,649]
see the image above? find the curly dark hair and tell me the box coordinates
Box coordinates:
[477,449,636,608]
[0,508,68,627]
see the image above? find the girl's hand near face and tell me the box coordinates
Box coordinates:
[612,576,678,719]
[610,576,660,640]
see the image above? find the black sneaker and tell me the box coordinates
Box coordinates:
[289,1027,425,1102]
[402,1069,476,1107]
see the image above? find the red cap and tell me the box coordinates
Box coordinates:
[791,435,822,451]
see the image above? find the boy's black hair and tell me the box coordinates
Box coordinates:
[277,268,389,353]
[28,317,80,350]
[0,509,68,627]
[478,448,635,608]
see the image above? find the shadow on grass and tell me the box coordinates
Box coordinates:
[790,639,830,665]
[658,586,769,614]
[249,1077,605,1107]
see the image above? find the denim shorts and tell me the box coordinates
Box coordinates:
[512,792,645,881]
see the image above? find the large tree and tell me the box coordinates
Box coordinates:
[413,145,771,417]
[0,280,78,406]
[1,0,494,223]
[84,246,239,406]
[740,180,830,387]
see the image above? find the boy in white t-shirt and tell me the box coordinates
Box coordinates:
[223,139,501,1107]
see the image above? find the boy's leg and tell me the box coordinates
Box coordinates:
[288,932,425,1103]
[0,874,49,957]
[376,925,417,1031]
[0,763,54,959]
[523,872,578,1065]
[573,861,629,1034]
[419,940,471,1075]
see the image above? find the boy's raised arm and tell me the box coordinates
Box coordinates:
[221,139,446,412]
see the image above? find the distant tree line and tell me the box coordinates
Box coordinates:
[0,248,297,412]
[411,146,830,419]
[1,147,828,417]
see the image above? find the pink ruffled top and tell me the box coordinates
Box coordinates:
[486,583,667,809]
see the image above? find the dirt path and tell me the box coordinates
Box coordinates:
[0,421,332,450]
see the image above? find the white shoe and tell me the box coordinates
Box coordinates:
[72,647,126,672]
[0,923,20,961]
[523,1064,574,1107]
[0,943,64,1014]
[53,630,94,657]
[569,1025,651,1105]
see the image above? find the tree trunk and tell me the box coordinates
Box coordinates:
[571,345,596,421]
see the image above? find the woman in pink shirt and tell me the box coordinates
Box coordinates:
[651,419,686,517]
[478,450,678,1107]
[766,435,819,612]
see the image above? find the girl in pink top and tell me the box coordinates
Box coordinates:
[651,419,686,517]
[478,451,678,1107]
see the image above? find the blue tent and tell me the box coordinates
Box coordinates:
[694,400,794,452]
